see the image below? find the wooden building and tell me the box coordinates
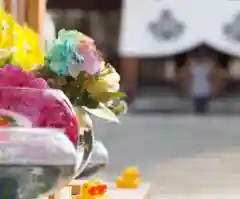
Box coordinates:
[118,0,240,101]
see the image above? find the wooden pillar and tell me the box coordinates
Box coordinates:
[4,0,12,13]
[4,0,25,24]
[120,57,139,102]
[16,0,26,25]
[4,0,46,49]
[25,0,46,49]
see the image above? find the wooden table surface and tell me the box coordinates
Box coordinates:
[40,180,152,199]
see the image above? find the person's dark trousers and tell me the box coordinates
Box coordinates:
[193,96,210,114]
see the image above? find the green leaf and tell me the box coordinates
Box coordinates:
[82,93,99,108]
[93,91,126,103]
[108,92,126,98]
[109,100,128,116]
[74,106,93,128]
[82,103,119,123]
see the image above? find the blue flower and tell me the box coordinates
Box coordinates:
[46,40,84,77]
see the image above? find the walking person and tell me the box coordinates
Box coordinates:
[179,53,215,114]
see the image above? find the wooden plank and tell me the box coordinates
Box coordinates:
[47,0,121,10]
[120,57,139,101]
[4,0,26,25]
[25,0,46,49]
[16,0,26,25]
[51,186,72,199]
[70,180,152,199]
[67,179,81,195]
[40,180,151,199]
[4,0,12,13]
[39,186,72,199]
[107,183,152,199]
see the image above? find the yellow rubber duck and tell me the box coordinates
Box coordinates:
[80,180,109,199]
[116,167,140,188]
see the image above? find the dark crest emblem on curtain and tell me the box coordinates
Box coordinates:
[224,12,240,42]
[148,9,184,41]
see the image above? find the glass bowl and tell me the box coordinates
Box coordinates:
[0,87,93,185]
[0,127,78,199]
[77,139,108,178]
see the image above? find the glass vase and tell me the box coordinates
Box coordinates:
[0,87,94,198]
[0,127,78,199]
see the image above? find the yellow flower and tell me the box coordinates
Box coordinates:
[11,24,44,71]
[0,9,14,50]
[23,25,42,53]
[84,61,120,102]
[0,9,14,66]
[99,61,120,91]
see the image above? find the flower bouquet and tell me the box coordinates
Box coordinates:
[34,29,127,129]
[0,8,127,199]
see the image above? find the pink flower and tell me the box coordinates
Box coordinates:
[81,50,101,75]
[0,65,79,145]
[37,96,79,145]
[0,65,48,89]
[79,38,101,75]
[79,34,96,50]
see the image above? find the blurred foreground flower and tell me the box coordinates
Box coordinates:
[0,9,14,66]
[10,25,44,71]
[0,65,78,144]
[0,9,44,71]
[0,65,48,88]
[0,9,14,49]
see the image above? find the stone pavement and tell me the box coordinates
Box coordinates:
[131,95,240,113]
[92,114,240,197]
[130,87,240,113]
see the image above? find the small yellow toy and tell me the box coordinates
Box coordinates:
[80,180,109,199]
[116,167,140,188]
